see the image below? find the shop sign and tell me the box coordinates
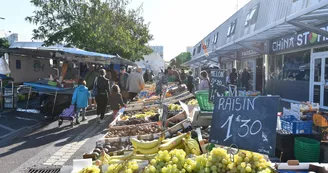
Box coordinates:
[239,49,261,59]
[271,24,328,53]
[210,96,279,156]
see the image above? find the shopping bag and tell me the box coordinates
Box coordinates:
[59,105,75,118]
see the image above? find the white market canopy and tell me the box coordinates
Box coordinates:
[135,52,165,73]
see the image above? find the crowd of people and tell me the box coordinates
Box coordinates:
[72,64,233,124]
[227,68,251,90]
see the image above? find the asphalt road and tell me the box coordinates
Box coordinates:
[0,111,113,173]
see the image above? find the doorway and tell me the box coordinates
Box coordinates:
[256,58,263,92]
[310,51,328,109]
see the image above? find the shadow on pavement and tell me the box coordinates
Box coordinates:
[0,116,100,157]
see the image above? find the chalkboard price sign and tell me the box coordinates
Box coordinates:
[209,96,279,156]
[209,69,226,102]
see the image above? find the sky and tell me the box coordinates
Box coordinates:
[0,0,250,61]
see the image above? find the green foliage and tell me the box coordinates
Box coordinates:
[170,52,191,68]
[0,38,10,48]
[26,0,153,61]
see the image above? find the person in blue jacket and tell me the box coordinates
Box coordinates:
[71,79,90,124]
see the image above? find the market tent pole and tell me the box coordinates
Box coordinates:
[25,86,32,111]
[52,91,58,116]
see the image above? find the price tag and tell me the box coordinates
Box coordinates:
[182,120,191,129]
[209,96,280,156]
[209,69,227,102]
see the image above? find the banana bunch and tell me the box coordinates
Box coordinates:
[182,135,201,156]
[187,99,198,105]
[78,165,100,173]
[168,104,182,111]
[130,136,163,154]
[159,133,188,151]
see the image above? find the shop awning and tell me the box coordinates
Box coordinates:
[184,0,328,66]
[0,47,137,66]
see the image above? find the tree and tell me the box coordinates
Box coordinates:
[170,52,191,69]
[0,38,9,48]
[26,0,153,61]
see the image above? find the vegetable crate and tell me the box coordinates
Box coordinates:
[195,90,213,111]
[281,115,313,134]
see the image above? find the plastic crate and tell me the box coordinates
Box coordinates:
[280,115,313,134]
[195,90,213,111]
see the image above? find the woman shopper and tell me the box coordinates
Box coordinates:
[109,85,125,120]
[95,69,110,122]
[71,79,90,124]
[198,71,210,90]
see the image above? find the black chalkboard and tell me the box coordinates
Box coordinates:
[209,69,226,102]
[209,96,279,156]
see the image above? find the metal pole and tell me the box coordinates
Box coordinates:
[52,91,58,116]
[26,87,32,111]
[11,81,14,109]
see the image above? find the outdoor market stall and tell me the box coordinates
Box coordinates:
[0,47,137,115]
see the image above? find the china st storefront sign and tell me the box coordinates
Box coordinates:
[271,23,328,53]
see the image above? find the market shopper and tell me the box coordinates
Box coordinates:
[198,70,210,90]
[118,66,129,103]
[84,65,99,109]
[95,69,110,122]
[126,67,145,101]
[241,68,251,90]
[229,68,238,85]
[187,71,194,93]
[71,79,90,124]
[167,66,182,84]
[180,69,187,84]
[143,69,152,83]
[109,85,125,120]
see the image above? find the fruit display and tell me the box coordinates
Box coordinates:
[116,117,151,126]
[106,124,162,138]
[143,147,273,173]
[92,141,133,157]
[187,99,198,106]
[168,104,182,111]
[78,165,100,173]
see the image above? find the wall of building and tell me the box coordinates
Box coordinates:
[9,54,55,83]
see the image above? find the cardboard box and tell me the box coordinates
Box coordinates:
[276,160,328,173]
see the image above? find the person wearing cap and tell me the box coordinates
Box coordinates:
[118,66,129,103]
[126,67,145,101]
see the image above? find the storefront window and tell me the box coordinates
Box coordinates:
[241,59,255,90]
[274,50,310,81]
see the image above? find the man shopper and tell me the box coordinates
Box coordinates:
[241,68,251,90]
[167,66,182,84]
[126,67,145,101]
[118,66,129,103]
[84,65,98,109]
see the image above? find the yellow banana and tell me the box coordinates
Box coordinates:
[175,142,185,150]
[130,137,161,149]
[136,145,160,154]
[159,133,187,151]
[108,151,134,160]
[183,137,201,156]
[132,154,157,160]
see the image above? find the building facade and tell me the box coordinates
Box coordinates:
[150,46,164,59]
[184,0,328,109]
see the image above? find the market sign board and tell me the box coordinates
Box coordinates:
[209,69,227,102]
[270,23,328,53]
[209,96,279,156]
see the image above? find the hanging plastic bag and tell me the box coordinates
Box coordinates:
[0,54,11,74]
